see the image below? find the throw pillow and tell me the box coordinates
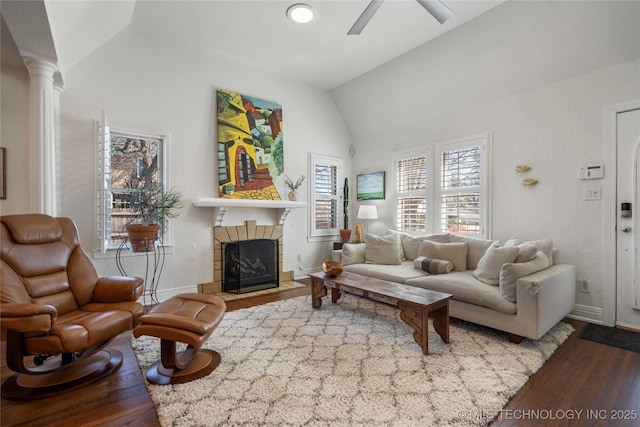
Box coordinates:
[414,256,453,274]
[504,239,538,263]
[365,233,402,265]
[450,234,496,270]
[417,240,468,271]
[341,243,366,265]
[499,251,550,302]
[399,232,451,261]
[472,243,519,285]
[505,238,554,264]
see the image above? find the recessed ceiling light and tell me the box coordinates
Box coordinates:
[287,3,316,24]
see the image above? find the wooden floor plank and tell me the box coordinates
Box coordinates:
[2,286,639,427]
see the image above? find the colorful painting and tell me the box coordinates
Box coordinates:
[216,88,284,200]
[357,171,385,200]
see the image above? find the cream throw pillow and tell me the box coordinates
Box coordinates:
[341,243,366,265]
[499,251,550,302]
[417,240,468,271]
[399,232,451,261]
[472,243,519,285]
[365,233,402,265]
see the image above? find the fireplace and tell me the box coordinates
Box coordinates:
[222,238,279,293]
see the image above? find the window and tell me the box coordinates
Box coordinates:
[395,151,430,232]
[394,134,490,237]
[308,153,342,239]
[96,121,167,253]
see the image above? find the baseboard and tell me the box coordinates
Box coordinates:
[294,270,310,280]
[138,284,198,304]
[567,304,603,324]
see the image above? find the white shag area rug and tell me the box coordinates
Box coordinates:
[132,294,573,427]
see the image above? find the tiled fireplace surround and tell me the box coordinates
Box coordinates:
[194,198,305,295]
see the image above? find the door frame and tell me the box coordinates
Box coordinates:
[603,99,640,327]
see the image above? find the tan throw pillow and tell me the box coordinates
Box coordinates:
[399,232,451,261]
[450,234,497,270]
[365,233,402,265]
[414,256,453,274]
[341,243,366,265]
[499,251,550,302]
[418,240,468,271]
[472,243,519,285]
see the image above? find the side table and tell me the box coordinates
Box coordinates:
[116,237,165,309]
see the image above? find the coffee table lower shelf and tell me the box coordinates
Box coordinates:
[309,271,452,355]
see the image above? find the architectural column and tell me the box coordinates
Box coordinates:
[23,55,58,215]
[53,80,64,216]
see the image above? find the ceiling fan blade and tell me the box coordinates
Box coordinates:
[348,0,384,35]
[415,0,454,24]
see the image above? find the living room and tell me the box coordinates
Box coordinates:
[1,0,639,425]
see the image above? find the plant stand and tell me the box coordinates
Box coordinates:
[116,237,165,309]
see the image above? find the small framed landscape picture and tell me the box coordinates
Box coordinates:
[357,171,385,200]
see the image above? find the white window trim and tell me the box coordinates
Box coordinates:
[392,132,492,238]
[93,119,174,258]
[308,153,342,242]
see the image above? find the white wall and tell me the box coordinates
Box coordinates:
[58,27,352,297]
[0,65,30,215]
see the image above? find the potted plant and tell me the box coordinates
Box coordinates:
[339,177,352,242]
[222,183,235,195]
[126,184,184,252]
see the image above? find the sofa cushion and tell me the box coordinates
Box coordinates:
[499,251,550,302]
[344,261,428,283]
[418,240,468,271]
[394,232,451,261]
[341,243,366,265]
[450,234,497,270]
[365,233,402,265]
[472,243,519,285]
[405,271,517,315]
[414,256,453,274]
[506,238,554,265]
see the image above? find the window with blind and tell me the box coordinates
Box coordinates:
[309,153,342,238]
[394,134,490,237]
[96,119,168,253]
[395,153,429,232]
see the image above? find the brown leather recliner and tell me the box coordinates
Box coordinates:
[0,214,144,400]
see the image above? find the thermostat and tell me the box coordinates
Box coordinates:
[579,164,604,180]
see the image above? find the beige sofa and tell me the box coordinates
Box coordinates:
[332,232,576,342]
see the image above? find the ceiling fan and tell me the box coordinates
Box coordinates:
[348,0,454,35]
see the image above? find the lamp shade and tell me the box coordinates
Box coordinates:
[357,205,378,220]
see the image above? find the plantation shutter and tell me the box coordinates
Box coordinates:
[309,154,341,237]
[96,112,112,253]
[437,141,483,235]
[395,154,429,232]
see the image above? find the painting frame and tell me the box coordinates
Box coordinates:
[357,171,385,200]
[0,147,5,199]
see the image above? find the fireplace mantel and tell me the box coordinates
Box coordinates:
[193,198,307,226]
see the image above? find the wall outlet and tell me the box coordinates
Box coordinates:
[297,254,301,262]
[578,277,590,293]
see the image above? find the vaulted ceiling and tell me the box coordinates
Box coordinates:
[2,0,504,90]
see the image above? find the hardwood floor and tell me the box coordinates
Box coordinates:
[2,285,639,427]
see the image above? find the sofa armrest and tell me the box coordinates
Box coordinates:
[0,303,57,333]
[515,264,576,339]
[94,276,144,302]
[332,249,343,263]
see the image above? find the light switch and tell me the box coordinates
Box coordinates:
[583,188,601,201]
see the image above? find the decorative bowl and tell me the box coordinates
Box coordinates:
[322,260,343,277]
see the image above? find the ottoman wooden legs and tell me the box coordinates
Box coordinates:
[133,293,226,385]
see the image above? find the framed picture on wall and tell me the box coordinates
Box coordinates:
[357,171,385,200]
[0,147,5,199]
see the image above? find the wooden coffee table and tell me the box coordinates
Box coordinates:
[309,271,452,355]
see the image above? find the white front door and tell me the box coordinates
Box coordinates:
[615,107,640,330]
